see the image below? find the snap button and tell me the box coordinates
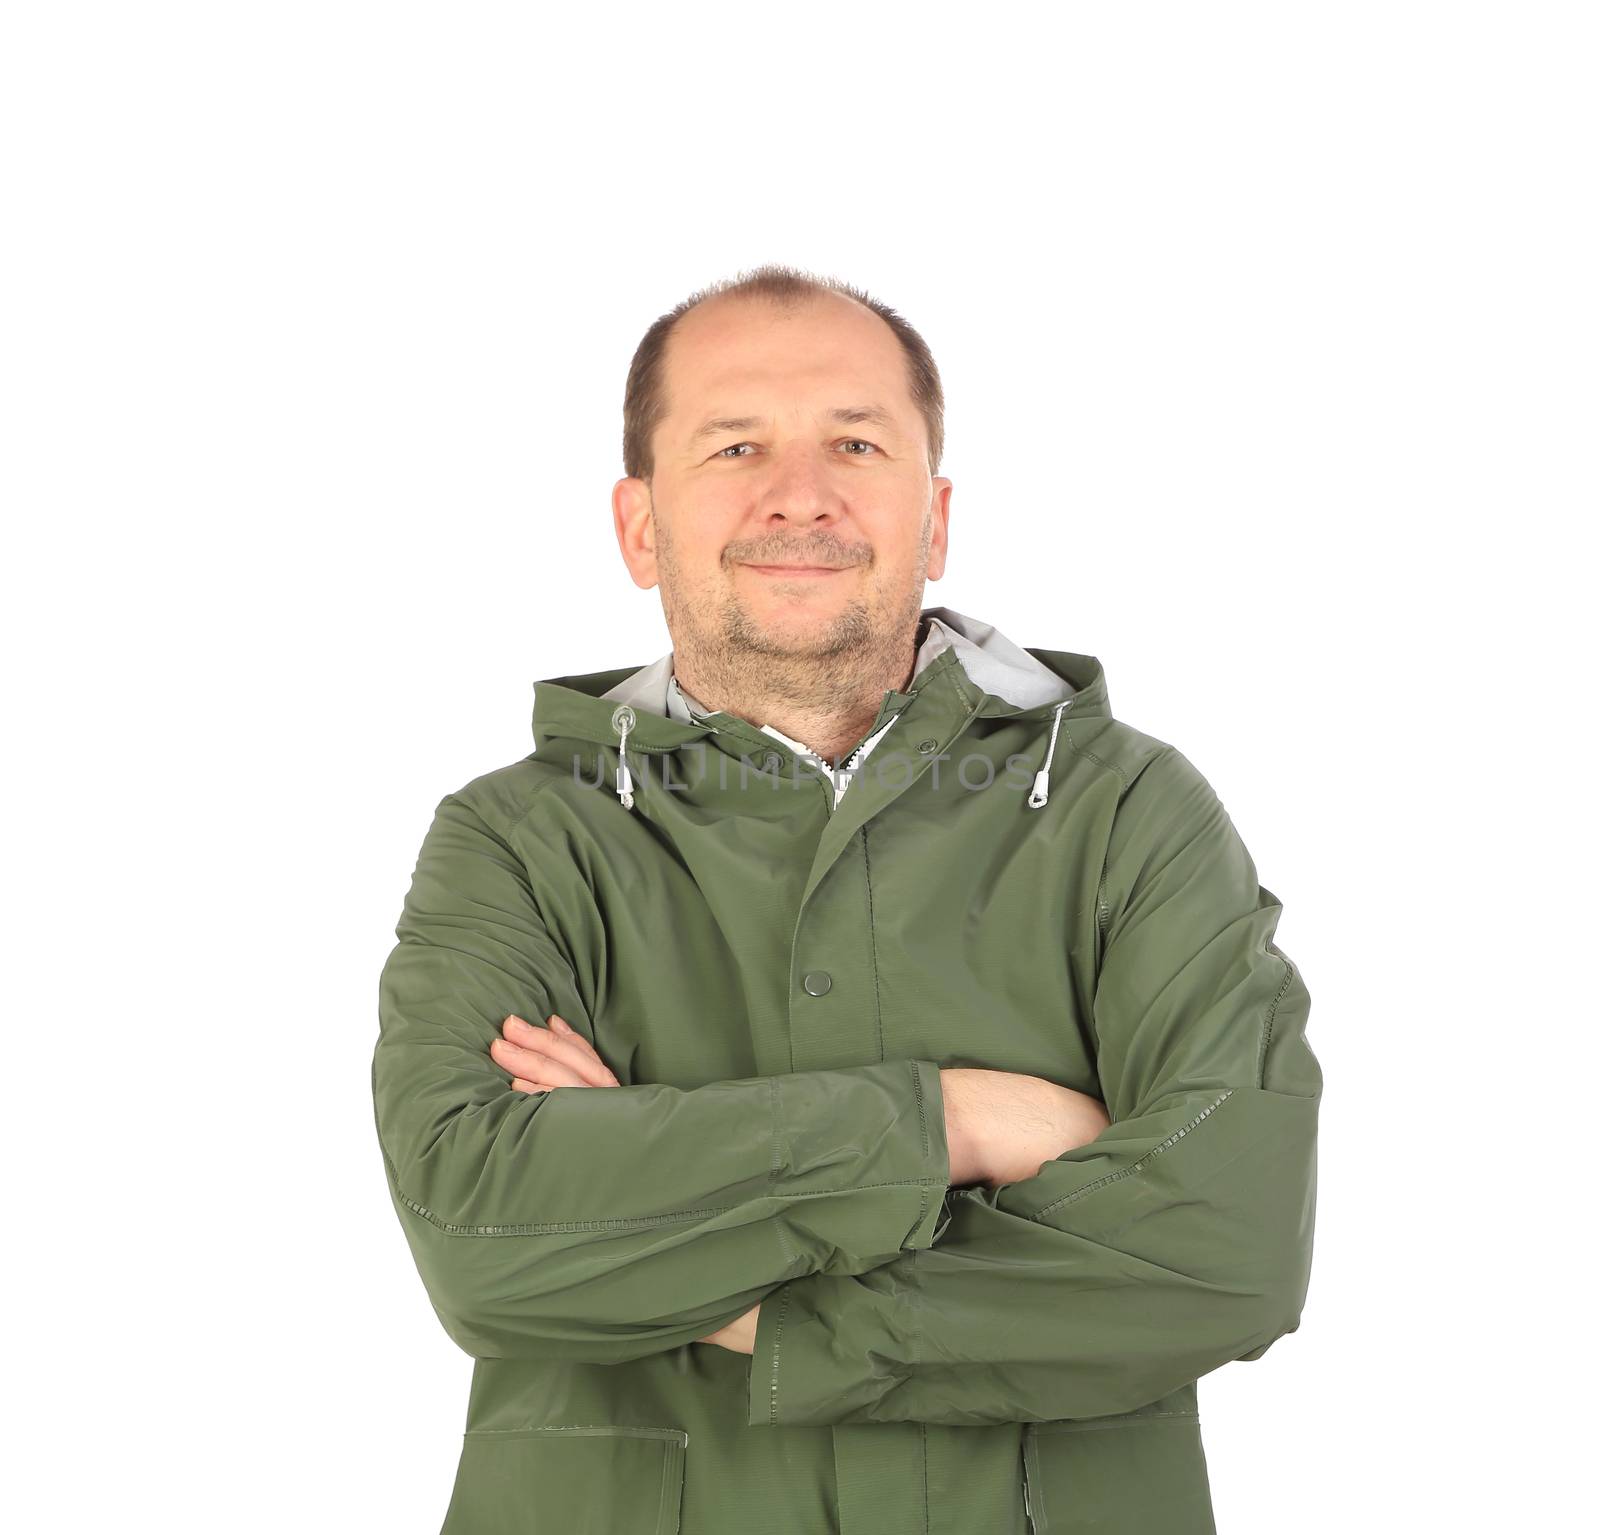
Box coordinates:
[916,738,939,754]
[761,751,783,774]
[802,970,832,996]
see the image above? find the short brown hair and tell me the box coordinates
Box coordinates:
[622,263,945,482]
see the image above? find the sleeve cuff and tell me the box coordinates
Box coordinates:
[746,1266,918,1428]
[903,1058,950,1249]
[747,1060,946,1430]
[770,1057,950,1265]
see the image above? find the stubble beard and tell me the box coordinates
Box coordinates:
[656,511,931,716]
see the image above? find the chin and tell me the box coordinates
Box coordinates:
[730,594,873,657]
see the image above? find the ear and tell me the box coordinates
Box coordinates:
[924,477,952,582]
[612,476,659,590]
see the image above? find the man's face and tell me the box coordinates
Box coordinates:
[613,292,951,662]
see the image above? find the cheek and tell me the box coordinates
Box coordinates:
[860,528,924,582]
[664,497,748,566]
[859,490,932,551]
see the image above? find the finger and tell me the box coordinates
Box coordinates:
[512,1069,576,1094]
[501,1016,613,1085]
[504,1049,600,1093]
[501,1015,619,1087]
[508,1069,579,1094]
[510,1077,550,1095]
[546,1016,622,1085]
[489,1034,590,1088]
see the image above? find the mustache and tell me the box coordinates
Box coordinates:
[724,536,872,568]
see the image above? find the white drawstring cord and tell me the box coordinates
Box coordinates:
[1027,698,1075,809]
[610,704,636,810]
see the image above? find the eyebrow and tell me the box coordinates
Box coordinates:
[688,405,900,444]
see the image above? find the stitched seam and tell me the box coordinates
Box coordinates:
[450,779,562,848]
[767,1078,798,1267]
[907,1060,933,1241]
[1256,955,1295,1090]
[654,1433,671,1535]
[945,655,979,709]
[1057,724,1131,793]
[630,740,705,755]
[764,1285,792,1426]
[909,644,966,707]
[768,1075,798,1264]
[773,1215,795,1266]
[1031,1090,1235,1221]
[393,1184,943,1236]
[911,1057,929,1160]
[863,826,886,1065]
[1068,743,1169,971]
[909,1247,927,1418]
[768,1076,785,1182]
[383,1143,941,1236]
[920,1418,931,1535]
[1087,746,1170,916]
[1074,743,1133,981]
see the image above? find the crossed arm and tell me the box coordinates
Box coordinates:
[491,1011,766,1354]
[374,750,1320,1426]
[487,1010,1113,1355]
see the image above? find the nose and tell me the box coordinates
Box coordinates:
[755,447,847,528]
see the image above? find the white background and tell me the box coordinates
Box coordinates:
[4,3,1594,1530]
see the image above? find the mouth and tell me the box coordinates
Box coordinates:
[740,563,850,578]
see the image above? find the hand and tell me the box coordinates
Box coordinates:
[696,1303,760,1354]
[940,1068,1110,1189]
[489,1014,621,1092]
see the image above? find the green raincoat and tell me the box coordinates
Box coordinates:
[372,606,1321,1534]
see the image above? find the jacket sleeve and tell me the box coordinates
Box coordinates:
[746,746,1321,1428]
[373,791,949,1366]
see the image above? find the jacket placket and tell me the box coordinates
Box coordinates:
[773,656,984,1533]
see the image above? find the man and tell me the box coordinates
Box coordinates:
[372,265,1321,1535]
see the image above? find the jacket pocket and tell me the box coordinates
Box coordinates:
[439,1424,687,1535]
[1022,1401,1214,1535]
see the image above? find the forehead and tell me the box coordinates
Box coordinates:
[662,293,914,418]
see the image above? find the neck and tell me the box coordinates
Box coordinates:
[673,619,925,765]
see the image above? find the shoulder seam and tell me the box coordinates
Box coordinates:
[1087,744,1172,952]
[1057,720,1133,793]
[444,770,565,846]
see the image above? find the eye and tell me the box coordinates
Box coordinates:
[715,442,757,459]
[839,439,880,455]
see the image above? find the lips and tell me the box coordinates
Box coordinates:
[741,563,848,574]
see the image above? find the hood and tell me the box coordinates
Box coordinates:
[530,605,1112,811]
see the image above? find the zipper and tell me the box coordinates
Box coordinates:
[692,707,902,816]
[824,710,903,811]
[792,743,849,817]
